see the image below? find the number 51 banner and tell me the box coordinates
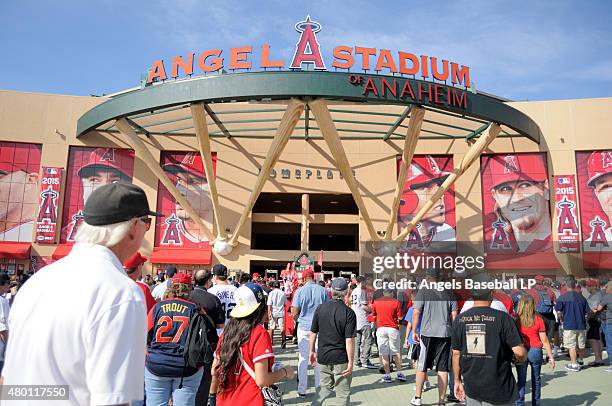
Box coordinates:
[554,175,581,253]
[35,167,63,244]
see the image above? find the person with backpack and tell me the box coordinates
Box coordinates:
[145,273,210,405]
[528,276,557,345]
[211,282,295,405]
[555,276,589,372]
[515,295,555,406]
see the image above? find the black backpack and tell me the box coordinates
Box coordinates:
[178,307,218,388]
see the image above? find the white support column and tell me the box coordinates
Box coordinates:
[394,123,501,242]
[228,98,305,247]
[384,106,425,239]
[115,118,215,241]
[309,98,380,241]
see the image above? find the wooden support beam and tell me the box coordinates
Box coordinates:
[191,102,226,240]
[383,105,412,140]
[309,98,380,241]
[394,123,501,242]
[384,106,425,239]
[228,98,305,246]
[115,118,215,241]
[203,104,232,138]
[301,193,309,251]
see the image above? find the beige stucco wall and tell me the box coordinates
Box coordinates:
[1,90,611,276]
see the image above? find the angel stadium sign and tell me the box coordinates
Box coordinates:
[146,15,471,89]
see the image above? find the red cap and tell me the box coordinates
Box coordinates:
[486,154,547,190]
[123,252,148,269]
[406,156,450,188]
[586,279,598,287]
[252,272,260,279]
[302,269,315,279]
[263,277,269,282]
[173,273,192,285]
[0,143,41,174]
[163,152,207,180]
[534,275,545,282]
[77,148,132,179]
[587,151,612,187]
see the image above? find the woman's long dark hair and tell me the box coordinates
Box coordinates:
[216,301,267,391]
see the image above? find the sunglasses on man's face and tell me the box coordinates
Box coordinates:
[139,217,152,230]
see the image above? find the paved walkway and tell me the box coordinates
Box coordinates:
[271,338,610,406]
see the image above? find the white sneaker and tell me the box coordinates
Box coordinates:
[410,397,422,406]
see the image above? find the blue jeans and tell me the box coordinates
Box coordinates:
[515,347,543,406]
[144,367,203,406]
[603,322,612,365]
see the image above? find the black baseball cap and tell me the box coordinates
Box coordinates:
[0,272,10,286]
[212,264,228,277]
[331,277,348,291]
[83,183,162,226]
[165,266,177,277]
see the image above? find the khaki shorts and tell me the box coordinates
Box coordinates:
[563,329,586,349]
[376,327,400,356]
[269,315,285,330]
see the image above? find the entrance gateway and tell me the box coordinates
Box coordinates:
[75,16,541,278]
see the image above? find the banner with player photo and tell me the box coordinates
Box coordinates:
[154,151,217,248]
[1,141,42,242]
[35,167,63,244]
[576,150,612,259]
[397,155,456,252]
[60,147,135,243]
[553,175,581,253]
[480,153,555,268]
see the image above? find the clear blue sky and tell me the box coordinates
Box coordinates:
[1,0,611,101]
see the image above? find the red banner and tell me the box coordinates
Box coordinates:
[553,175,581,253]
[35,167,63,244]
[154,151,217,248]
[60,147,135,243]
[575,150,612,269]
[397,155,456,252]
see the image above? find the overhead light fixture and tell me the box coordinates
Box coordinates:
[330,200,339,205]
[273,200,282,203]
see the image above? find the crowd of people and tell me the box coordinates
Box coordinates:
[0,182,611,406]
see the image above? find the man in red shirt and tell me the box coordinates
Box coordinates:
[371,287,405,383]
[124,252,156,313]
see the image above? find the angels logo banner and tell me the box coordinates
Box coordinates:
[0,142,42,242]
[154,151,217,248]
[397,155,456,252]
[553,175,581,253]
[576,150,612,254]
[35,167,63,244]
[60,147,135,243]
[481,153,552,254]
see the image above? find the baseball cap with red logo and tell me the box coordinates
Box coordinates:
[587,150,612,187]
[162,152,207,180]
[172,273,193,285]
[0,143,41,174]
[77,148,131,180]
[123,252,148,270]
[406,156,450,189]
[487,154,548,190]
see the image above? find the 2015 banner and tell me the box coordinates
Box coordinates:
[35,167,63,244]
[553,175,581,253]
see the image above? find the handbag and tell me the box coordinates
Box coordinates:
[239,349,284,406]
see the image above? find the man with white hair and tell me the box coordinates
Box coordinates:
[1,183,162,406]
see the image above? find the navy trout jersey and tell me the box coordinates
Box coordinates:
[146,298,200,377]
